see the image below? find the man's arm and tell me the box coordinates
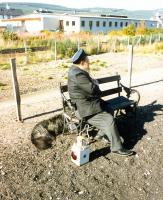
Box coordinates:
[76,72,102,96]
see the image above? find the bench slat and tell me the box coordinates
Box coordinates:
[60,75,120,92]
[97,75,120,84]
[101,87,122,97]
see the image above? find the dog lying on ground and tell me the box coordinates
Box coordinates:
[31,113,66,150]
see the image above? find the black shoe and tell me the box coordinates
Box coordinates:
[112,148,134,156]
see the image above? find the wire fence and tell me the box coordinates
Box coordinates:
[0,33,163,66]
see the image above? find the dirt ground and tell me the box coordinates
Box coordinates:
[0,52,163,200]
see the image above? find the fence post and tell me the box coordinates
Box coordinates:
[128,45,133,88]
[10,58,22,122]
[128,36,130,46]
[149,34,152,45]
[54,40,57,62]
[97,34,100,54]
[113,38,117,52]
[77,38,80,50]
[24,41,28,64]
[139,35,142,46]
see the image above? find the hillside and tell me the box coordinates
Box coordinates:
[0,2,162,19]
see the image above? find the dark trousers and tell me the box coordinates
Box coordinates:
[87,111,123,151]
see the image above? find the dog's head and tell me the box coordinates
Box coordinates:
[31,123,56,150]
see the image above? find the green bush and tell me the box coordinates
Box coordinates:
[0,82,7,91]
[0,64,10,70]
[2,31,19,41]
[55,39,77,58]
[122,22,136,36]
[155,42,163,50]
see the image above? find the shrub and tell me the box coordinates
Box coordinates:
[55,39,77,58]
[155,42,163,50]
[122,22,136,36]
[2,31,19,41]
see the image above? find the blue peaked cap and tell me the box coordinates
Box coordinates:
[71,49,87,64]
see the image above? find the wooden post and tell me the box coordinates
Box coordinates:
[113,38,117,52]
[149,34,152,45]
[54,40,57,62]
[10,58,22,122]
[97,34,100,54]
[24,41,28,64]
[128,36,130,46]
[128,45,133,88]
[77,38,80,50]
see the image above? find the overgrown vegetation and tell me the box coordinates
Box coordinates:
[0,27,162,67]
[0,82,7,91]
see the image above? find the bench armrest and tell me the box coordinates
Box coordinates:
[120,83,140,105]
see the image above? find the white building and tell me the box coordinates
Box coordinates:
[61,14,157,34]
[1,14,60,32]
[151,12,163,28]
[1,13,157,33]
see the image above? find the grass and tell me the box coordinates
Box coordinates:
[90,60,107,71]
[0,64,10,70]
[0,82,7,91]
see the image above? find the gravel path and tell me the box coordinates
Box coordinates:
[0,52,163,200]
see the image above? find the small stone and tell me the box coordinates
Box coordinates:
[147,137,152,140]
[1,170,5,176]
[78,191,84,195]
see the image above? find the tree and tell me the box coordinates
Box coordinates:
[136,21,147,35]
[122,22,136,36]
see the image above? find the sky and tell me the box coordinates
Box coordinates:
[1,0,163,10]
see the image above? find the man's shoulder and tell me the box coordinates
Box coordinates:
[69,65,85,76]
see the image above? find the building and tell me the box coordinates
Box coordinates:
[1,14,60,32]
[1,13,157,33]
[61,14,157,34]
[151,12,163,28]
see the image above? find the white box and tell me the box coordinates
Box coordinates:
[71,142,90,166]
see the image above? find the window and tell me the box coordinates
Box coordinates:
[135,22,138,27]
[109,21,112,27]
[66,21,69,26]
[81,21,85,27]
[89,21,93,30]
[120,22,123,27]
[96,21,100,27]
[103,21,106,27]
[125,22,128,26]
[72,21,75,26]
[115,22,118,27]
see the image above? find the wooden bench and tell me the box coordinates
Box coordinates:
[60,74,140,135]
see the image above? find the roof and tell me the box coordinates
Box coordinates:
[2,17,41,22]
[61,14,157,22]
[1,13,60,22]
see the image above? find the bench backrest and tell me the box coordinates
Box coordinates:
[60,75,121,99]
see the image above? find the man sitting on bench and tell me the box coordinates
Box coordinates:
[68,49,134,156]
